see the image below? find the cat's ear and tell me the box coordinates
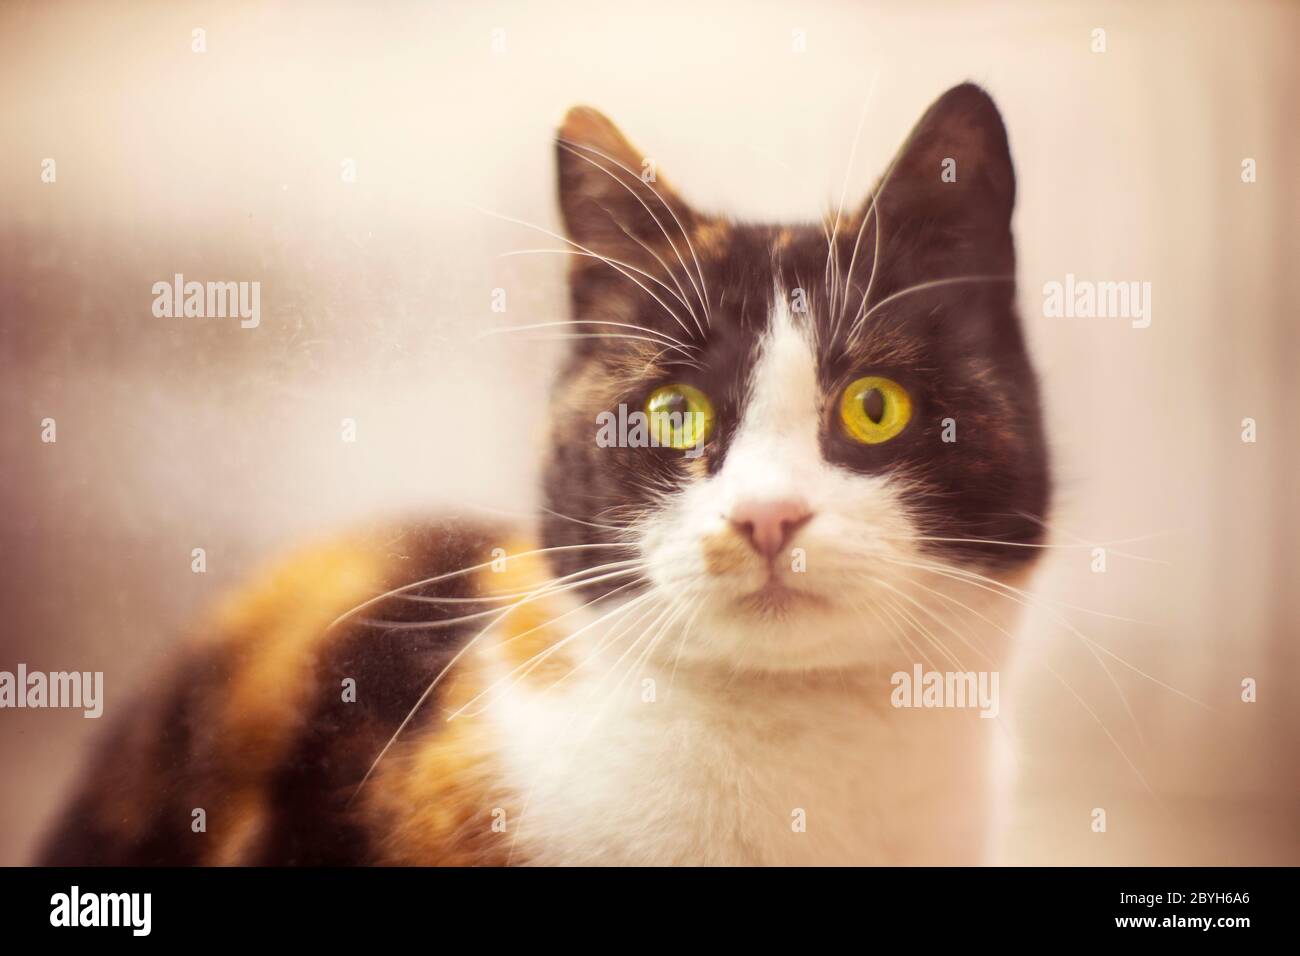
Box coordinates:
[556,107,695,261]
[870,83,1016,273]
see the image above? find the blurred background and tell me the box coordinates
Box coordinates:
[1,0,1296,865]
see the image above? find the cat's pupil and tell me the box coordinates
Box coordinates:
[862,388,886,424]
[662,393,689,416]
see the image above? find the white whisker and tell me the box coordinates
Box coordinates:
[472,200,700,341]
[556,138,712,326]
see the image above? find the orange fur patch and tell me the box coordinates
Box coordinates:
[204,535,394,863]
[363,656,519,866]
[693,219,732,258]
[701,528,755,576]
[478,539,575,685]
[213,537,392,768]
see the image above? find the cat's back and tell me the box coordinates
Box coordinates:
[37,515,524,865]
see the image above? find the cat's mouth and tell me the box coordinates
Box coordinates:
[734,578,830,616]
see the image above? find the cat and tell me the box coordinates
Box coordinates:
[39,82,1049,866]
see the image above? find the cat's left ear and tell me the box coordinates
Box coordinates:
[870,83,1016,274]
[555,107,696,265]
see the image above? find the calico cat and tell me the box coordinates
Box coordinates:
[40,83,1049,866]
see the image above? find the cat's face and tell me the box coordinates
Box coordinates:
[539,84,1050,672]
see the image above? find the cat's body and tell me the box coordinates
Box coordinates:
[41,83,1049,866]
[41,518,1018,865]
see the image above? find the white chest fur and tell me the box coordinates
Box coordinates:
[481,625,1005,866]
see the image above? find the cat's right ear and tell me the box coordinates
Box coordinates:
[555,107,695,261]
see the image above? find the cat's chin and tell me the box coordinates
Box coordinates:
[660,585,891,674]
[733,580,831,617]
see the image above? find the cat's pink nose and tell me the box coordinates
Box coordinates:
[728,498,813,560]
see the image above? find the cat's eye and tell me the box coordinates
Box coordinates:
[839,376,912,445]
[645,383,715,450]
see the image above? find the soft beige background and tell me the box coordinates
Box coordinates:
[1,0,1296,865]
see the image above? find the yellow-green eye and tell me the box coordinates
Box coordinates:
[646,383,715,450]
[839,375,912,444]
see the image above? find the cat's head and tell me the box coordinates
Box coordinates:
[538,84,1050,673]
